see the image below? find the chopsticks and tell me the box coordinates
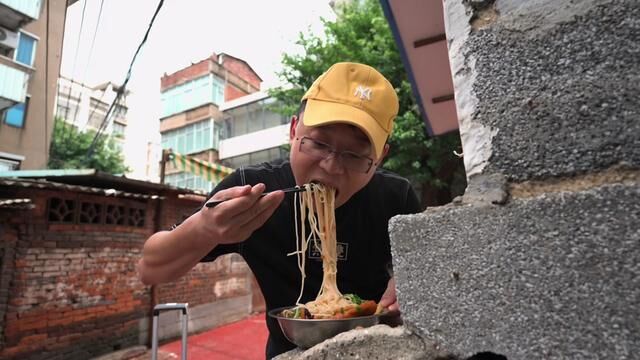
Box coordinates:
[205,186,310,208]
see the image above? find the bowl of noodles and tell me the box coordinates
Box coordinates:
[268,294,383,349]
[273,184,384,348]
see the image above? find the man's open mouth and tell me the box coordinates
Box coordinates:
[310,180,339,198]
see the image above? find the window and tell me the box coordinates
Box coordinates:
[165,171,214,192]
[160,74,224,118]
[88,98,109,129]
[223,147,287,168]
[3,96,29,128]
[161,119,219,154]
[15,32,37,67]
[112,104,127,123]
[56,103,80,124]
[223,99,288,138]
[113,122,126,138]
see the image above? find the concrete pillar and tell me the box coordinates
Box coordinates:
[391,0,639,358]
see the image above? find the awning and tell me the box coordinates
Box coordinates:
[168,151,234,184]
[380,0,459,136]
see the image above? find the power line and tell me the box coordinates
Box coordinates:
[57,0,106,157]
[70,0,88,81]
[88,0,165,158]
[80,0,111,133]
[81,0,105,82]
[58,0,89,153]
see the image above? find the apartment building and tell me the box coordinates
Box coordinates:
[55,76,130,152]
[159,52,262,191]
[0,0,72,170]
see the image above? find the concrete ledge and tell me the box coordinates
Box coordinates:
[274,325,448,360]
[390,183,639,359]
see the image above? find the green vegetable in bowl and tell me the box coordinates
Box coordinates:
[343,294,363,305]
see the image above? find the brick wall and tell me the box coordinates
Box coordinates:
[0,186,264,359]
[160,53,261,104]
[160,57,211,90]
[0,209,20,352]
[0,190,150,360]
[225,84,251,102]
[221,56,262,89]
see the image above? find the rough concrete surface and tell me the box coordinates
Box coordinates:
[274,324,447,360]
[390,184,639,359]
[446,0,640,181]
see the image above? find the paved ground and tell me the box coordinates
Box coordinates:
[116,313,268,360]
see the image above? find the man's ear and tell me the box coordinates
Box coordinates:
[289,115,299,142]
[376,143,390,164]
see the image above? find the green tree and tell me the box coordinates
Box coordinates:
[269,0,466,207]
[48,118,130,174]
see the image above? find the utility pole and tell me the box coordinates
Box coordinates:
[159,149,170,184]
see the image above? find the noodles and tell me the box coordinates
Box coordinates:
[286,184,377,320]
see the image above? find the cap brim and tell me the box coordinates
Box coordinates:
[302,99,388,159]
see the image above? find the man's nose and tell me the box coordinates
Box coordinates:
[319,152,345,175]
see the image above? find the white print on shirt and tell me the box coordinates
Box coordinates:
[308,240,348,261]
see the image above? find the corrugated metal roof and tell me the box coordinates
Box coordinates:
[0,178,163,200]
[0,169,203,196]
[0,198,33,208]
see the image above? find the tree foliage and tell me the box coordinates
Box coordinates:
[269,0,466,206]
[48,118,130,174]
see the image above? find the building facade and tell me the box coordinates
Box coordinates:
[160,52,289,193]
[218,91,289,169]
[54,76,130,152]
[0,0,71,171]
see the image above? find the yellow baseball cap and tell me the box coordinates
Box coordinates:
[301,62,399,159]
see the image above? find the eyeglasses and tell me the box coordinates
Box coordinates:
[297,136,374,174]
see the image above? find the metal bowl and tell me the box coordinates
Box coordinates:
[268,306,381,349]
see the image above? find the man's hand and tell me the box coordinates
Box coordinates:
[197,183,285,246]
[378,277,400,315]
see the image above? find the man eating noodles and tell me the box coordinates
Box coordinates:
[138,62,422,358]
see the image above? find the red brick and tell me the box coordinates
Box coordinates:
[19,333,48,345]
[19,318,47,331]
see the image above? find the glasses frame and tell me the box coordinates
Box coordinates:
[297,136,374,174]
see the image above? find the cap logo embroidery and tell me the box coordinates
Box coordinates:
[354,85,372,101]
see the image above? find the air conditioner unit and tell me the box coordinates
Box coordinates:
[0,26,19,50]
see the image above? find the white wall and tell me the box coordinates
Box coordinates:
[219,124,289,159]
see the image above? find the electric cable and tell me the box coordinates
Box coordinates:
[57,0,89,156]
[81,0,105,83]
[88,0,165,158]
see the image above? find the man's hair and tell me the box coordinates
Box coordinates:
[296,100,307,119]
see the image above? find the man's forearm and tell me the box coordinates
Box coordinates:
[138,211,216,285]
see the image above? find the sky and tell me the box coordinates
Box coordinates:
[60,0,336,179]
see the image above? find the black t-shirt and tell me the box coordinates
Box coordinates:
[201,160,421,359]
